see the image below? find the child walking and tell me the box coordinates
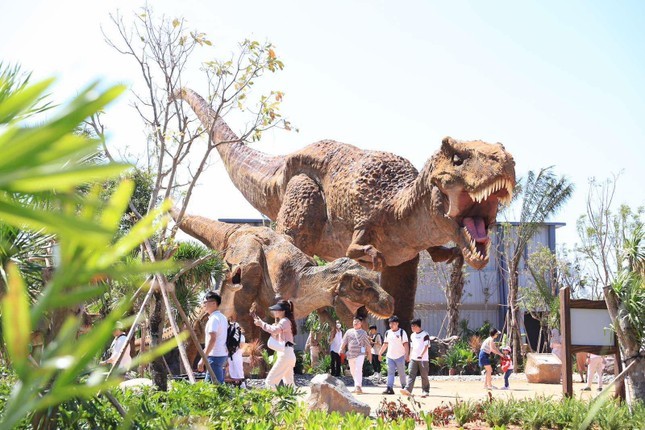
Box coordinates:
[500,346,513,390]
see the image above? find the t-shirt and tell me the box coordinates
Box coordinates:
[383,328,409,360]
[409,330,430,361]
[370,333,383,355]
[205,310,228,357]
[108,334,131,370]
[330,330,342,353]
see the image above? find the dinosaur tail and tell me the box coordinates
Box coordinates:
[172,88,285,219]
[170,208,239,251]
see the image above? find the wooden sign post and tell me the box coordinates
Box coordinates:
[560,286,624,399]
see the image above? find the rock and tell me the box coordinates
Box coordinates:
[307,373,370,416]
[119,377,154,392]
[525,353,561,384]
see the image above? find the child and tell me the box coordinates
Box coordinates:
[400,318,430,397]
[500,346,513,390]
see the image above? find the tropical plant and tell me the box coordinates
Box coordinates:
[498,166,574,367]
[0,75,182,428]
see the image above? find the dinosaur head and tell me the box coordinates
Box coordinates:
[330,258,395,320]
[429,137,516,269]
[216,266,244,318]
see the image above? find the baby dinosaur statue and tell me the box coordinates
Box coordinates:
[173,88,516,326]
[171,209,395,341]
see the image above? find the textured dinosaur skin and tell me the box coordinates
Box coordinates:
[171,210,395,341]
[174,88,516,326]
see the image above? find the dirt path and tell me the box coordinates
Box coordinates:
[297,373,606,415]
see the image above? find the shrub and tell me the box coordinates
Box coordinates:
[517,396,555,430]
[452,398,477,426]
[482,398,518,427]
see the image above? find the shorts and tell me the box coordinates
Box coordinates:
[479,350,491,367]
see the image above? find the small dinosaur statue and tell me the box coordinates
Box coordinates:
[173,88,516,326]
[171,209,395,341]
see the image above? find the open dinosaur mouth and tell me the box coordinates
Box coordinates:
[446,178,514,269]
[339,298,392,320]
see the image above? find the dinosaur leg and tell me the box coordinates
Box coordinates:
[276,174,326,257]
[380,254,420,333]
[346,228,386,270]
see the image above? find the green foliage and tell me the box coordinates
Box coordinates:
[517,396,555,430]
[482,398,518,427]
[452,398,477,426]
[0,76,181,428]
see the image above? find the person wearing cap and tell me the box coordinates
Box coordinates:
[253,299,297,388]
[340,316,372,394]
[199,291,229,383]
[378,315,409,395]
[500,345,514,390]
[101,323,131,371]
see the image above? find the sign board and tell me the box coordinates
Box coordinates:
[570,309,614,346]
[559,287,624,399]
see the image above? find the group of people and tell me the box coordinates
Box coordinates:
[200,292,296,389]
[329,315,431,397]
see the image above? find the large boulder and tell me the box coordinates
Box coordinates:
[307,374,370,416]
[525,353,561,384]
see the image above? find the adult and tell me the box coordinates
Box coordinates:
[378,315,409,395]
[479,327,503,390]
[305,331,321,368]
[329,320,343,377]
[340,316,372,394]
[369,325,383,374]
[582,353,605,392]
[101,323,131,371]
[549,328,563,362]
[253,300,297,388]
[401,318,430,397]
[199,291,229,383]
[227,322,247,388]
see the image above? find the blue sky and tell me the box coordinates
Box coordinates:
[1,0,644,249]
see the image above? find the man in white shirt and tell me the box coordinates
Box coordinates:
[198,291,229,383]
[101,323,131,371]
[378,315,409,395]
[401,318,430,397]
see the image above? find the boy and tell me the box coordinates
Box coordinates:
[378,315,409,395]
[500,346,513,390]
[401,318,430,397]
[369,325,383,374]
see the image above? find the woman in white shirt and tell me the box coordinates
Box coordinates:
[101,325,131,371]
[479,328,503,390]
[253,300,297,388]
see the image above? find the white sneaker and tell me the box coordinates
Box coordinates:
[501,386,509,390]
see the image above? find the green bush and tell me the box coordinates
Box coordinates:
[482,398,518,427]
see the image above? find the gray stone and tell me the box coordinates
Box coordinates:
[307,373,370,416]
[525,353,561,384]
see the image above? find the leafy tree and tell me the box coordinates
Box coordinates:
[576,176,645,402]
[498,167,574,368]
[93,5,290,389]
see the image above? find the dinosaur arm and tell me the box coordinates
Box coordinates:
[426,246,461,264]
[345,229,386,271]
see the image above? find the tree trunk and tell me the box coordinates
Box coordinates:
[446,255,465,337]
[508,255,523,370]
[604,286,645,402]
[150,291,168,391]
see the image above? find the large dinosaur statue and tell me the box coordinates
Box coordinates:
[171,209,395,341]
[173,88,516,326]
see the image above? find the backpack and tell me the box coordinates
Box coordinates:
[226,322,242,358]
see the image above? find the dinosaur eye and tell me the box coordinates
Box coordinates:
[452,154,464,166]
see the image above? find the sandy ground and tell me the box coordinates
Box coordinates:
[297,373,610,414]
